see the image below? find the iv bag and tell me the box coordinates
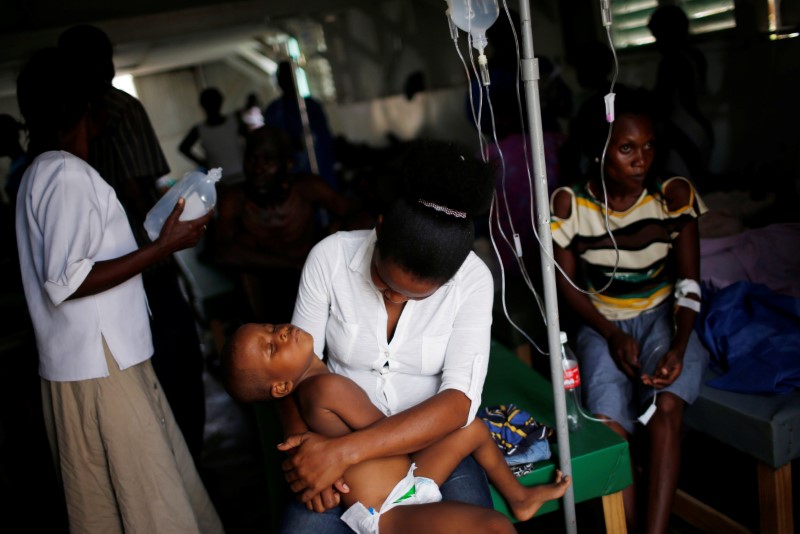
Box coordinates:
[143,168,222,241]
[447,0,500,53]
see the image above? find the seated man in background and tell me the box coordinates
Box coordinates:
[213,126,366,323]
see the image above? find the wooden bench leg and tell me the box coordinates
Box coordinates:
[757,461,793,534]
[672,489,751,534]
[602,491,627,534]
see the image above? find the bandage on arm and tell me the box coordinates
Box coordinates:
[674,278,701,313]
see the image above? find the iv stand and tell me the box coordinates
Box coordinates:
[287,58,320,175]
[517,1,578,532]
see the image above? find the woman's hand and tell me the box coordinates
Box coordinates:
[607,329,641,379]
[278,432,352,508]
[641,347,684,389]
[155,198,214,254]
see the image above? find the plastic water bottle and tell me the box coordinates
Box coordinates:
[144,168,222,241]
[560,331,583,432]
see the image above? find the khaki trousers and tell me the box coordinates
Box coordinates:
[41,339,224,534]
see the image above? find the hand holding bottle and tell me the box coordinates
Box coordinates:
[154,197,213,254]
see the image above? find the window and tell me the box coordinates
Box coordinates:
[262,19,337,102]
[112,74,138,98]
[609,0,736,48]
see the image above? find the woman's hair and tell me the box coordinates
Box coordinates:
[16,47,105,158]
[57,24,115,84]
[377,139,495,284]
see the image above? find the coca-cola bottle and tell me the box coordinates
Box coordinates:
[560,331,582,432]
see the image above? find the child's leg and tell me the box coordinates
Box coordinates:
[380,501,515,534]
[411,420,570,522]
[293,378,411,511]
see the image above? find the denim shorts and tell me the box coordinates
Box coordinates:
[576,303,709,434]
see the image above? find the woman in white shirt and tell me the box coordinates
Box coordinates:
[15,48,222,533]
[280,140,497,532]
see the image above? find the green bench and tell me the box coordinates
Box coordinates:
[254,340,633,532]
[482,341,632,532]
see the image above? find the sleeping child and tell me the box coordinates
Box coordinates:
[223,322,570,534]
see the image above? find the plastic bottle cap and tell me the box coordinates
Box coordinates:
[206,167,223,182]
[559,331,568,344]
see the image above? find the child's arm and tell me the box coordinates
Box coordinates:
[294,374,385,437]
[279,374,385,512]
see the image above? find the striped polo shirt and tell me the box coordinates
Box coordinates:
[550,176,707,321]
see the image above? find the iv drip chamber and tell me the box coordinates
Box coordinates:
[446,0,500,53]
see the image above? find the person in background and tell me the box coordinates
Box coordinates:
[239,92,265,132]
[550,87,709,534]
[278,140,496,533]
[179,87,246,186]
[648,5,714,188]
[15,46,222,534]
[213,126,365,323]
[562,40,616,186]
[0,114,28,206]
[58,24,209,463]
[264,60,337,191]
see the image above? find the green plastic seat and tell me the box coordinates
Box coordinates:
[482,340,632,528]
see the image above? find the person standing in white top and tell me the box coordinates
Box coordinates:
[15,48,222,533]
[179,87,245,186]
[279,140,496,532]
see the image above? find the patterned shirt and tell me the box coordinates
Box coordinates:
[89,86,169,189]
[550,176,707,320]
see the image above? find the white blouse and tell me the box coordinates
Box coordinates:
[16,151,153,381]
[292,230,494,423]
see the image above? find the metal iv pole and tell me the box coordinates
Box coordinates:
[516,1,578,532]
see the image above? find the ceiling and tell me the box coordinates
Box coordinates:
[0,0,366,96]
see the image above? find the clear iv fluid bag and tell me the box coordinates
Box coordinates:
[447,0,500,53]
[143,168,222,242]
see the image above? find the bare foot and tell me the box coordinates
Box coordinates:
[509,470,571,522]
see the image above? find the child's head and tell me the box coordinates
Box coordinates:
[223,323,316,402]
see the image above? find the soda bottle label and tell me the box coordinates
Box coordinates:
[563,362,581,390]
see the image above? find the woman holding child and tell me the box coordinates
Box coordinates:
[278,140,499,531]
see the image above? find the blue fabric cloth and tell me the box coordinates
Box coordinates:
[478,404,552,456]
[697,281,800,394]
[504,439,551,466]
